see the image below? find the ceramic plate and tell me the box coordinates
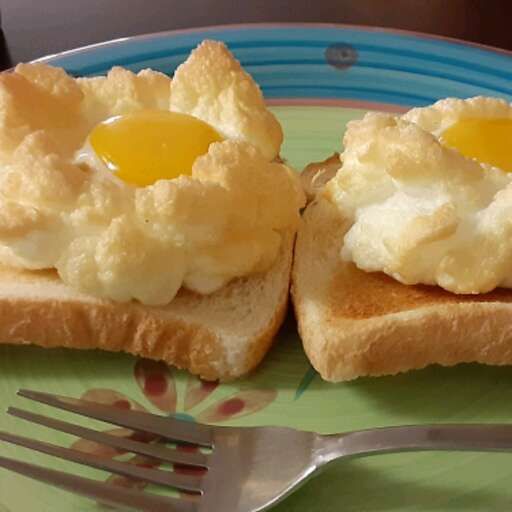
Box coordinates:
[1,24,512,512]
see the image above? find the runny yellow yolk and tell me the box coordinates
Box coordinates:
[441,118,512,172]
[89,110,223,186]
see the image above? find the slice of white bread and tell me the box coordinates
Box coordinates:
[0,230,293,381]
[292,190,512,382]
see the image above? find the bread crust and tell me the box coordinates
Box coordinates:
[0,231,294,381]
[292,198,512,381]
[300,152,340,202]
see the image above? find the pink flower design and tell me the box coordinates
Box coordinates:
[70,359,277,495]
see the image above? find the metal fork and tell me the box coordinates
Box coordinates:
[2,390,512,511]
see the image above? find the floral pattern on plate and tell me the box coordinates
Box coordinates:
[70,359,277,494]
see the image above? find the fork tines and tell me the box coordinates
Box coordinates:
[0,389,213,511]
[0,454,196,512]
[18,389,213,446]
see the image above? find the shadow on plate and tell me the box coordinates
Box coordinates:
[339,363,512,422]
[245,309,312,387]
[0,344,134,380]
[274,456,512,512]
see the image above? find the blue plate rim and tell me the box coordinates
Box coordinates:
[30,21,512,66]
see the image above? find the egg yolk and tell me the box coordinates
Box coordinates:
[89,110,223,186]
[441,118,512,172]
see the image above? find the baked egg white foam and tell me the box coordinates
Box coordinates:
[0,41,305,305]
[325,97,512,294]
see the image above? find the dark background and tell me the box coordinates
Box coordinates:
[1,0,512,69]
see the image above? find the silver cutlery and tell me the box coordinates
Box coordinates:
[1,389,512,511]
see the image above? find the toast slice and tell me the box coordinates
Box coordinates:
[292,195,512,382]
[0,230,294,381]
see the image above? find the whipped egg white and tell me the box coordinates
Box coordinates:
[325,97,512,294]
[0,41,305,305]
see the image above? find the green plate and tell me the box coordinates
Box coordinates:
[2,24,512,511]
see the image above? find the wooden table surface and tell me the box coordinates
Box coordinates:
[1,0,512,70]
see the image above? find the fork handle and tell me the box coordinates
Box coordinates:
[315,424,512,465]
